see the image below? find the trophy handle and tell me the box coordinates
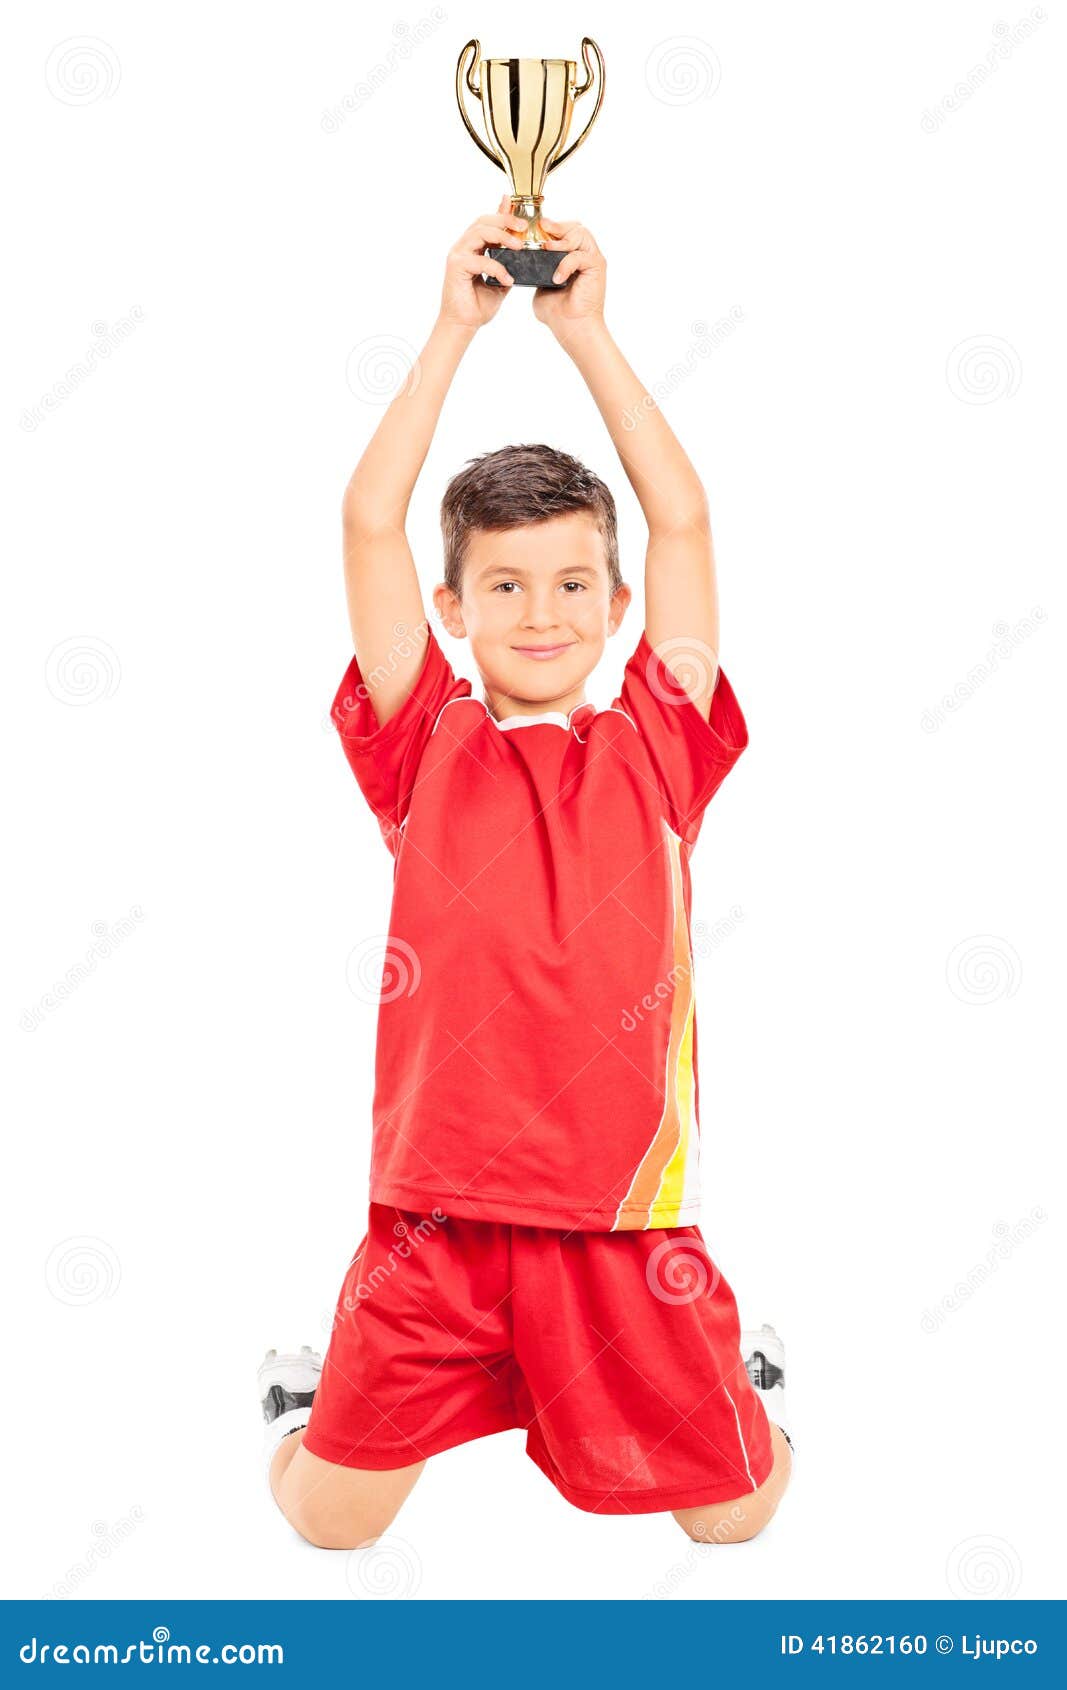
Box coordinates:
[455,39,507,174]
[550,37,605,173]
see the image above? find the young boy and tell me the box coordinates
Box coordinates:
[259,198,793,1549]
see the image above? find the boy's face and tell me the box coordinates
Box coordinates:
[436,511,630,711]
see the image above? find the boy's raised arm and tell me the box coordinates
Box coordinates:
[340,200,525,729]
[532,218,721,719]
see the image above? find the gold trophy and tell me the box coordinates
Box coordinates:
[455,38,605,289]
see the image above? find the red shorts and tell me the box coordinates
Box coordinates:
[302,1204,774,1515]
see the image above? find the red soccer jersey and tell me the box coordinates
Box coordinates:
[331,624,748,1231]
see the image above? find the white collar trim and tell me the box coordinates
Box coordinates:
[494,709,572,731]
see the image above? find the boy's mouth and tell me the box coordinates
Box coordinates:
[512,642,575,660]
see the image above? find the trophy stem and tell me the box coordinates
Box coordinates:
[510,194,547,250]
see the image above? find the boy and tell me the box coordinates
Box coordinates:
[259,199,793,1549]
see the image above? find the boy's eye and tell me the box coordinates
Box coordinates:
[491,580,587,593]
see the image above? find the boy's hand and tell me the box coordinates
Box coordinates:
[438,196,527,330]
[531,217,607,336]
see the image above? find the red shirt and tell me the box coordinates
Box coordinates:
[331,625,748,1231]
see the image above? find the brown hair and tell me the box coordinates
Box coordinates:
[440,443,622,600]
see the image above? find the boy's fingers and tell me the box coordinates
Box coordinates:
[456,245,515,277]
[477,258,514,288]
[476,212,527,232]
[463,226,523,248]
[541,236,594,252]
[456,251,514,286]
[542,220,596,252]
[463,223,523,249]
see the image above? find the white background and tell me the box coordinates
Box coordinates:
[4,0,1064,1602]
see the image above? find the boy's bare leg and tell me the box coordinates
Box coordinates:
[672,1421,793,1544]
[269,1430,426,1550]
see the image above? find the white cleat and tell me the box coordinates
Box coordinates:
[257,1344,322,1403]
[741,1323,785,1390]
[740,1323,793,1459]
[258,1345,323,1473]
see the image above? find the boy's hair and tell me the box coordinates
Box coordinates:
[440,443,622,600]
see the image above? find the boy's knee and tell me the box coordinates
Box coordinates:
[282,1495,391,1551]
[295,1519,381,1551]
[271,1439,422,1551]
[274,1468,399,1552]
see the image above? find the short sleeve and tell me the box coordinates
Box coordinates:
[331,627,471,849]
[615,631,748,848]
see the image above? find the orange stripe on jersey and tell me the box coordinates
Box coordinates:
[612,823,700,1229]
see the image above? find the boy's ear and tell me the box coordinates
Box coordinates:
[432,582,465,639]
[608,583,633,636]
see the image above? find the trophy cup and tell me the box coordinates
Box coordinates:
[455,38,605,289]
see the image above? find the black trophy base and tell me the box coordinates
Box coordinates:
[482,246,572,289]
